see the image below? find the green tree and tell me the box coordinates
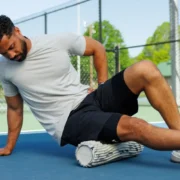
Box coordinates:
[75,20,131,87]
[135,22,171,64]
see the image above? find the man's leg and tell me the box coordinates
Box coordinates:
[116,60,180,150]
[117,115,180,150]
[75,60,180,167]
[124,60,180,130]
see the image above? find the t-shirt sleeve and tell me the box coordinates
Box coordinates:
[62,33,86,56]
[1,79,19,97]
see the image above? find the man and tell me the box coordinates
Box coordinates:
[0,15,180,164]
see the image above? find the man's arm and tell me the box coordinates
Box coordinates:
[0,94,23,155]
[83,36,108,84]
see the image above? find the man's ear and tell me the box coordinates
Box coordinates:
[14,26,22,35]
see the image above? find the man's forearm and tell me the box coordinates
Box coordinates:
[83,36,108,84]
[6,108,23,151]
[93,49,108,84]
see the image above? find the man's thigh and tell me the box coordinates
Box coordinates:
[96,69,139,116]
[61,105,121,146]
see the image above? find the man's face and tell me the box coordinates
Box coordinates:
[0,27,28,62]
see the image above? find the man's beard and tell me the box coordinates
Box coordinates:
[11,39,28,62]
[18,39,28,62]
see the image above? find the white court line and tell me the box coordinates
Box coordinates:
[149,121,164,124]
[0,121,165,136]
[0,129,46,136]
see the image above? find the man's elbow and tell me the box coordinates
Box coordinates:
[7,105,23,115]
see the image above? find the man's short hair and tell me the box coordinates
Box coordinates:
[0,15,15,40]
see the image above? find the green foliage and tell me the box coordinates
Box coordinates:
[135,22,171,64]
[82,20,131,83]
[73,20,178,86]
[71,56,91,85]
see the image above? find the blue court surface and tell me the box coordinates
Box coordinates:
[0,122,180,180]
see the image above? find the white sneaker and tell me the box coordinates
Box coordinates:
[171,150,180,163]
[75,141,144,167]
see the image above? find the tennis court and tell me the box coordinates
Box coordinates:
[0,110,180,180]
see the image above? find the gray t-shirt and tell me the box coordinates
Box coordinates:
[0,33,89,144]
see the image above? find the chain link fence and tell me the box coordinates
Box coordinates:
[71,48,118,88]
[0,86,5,113]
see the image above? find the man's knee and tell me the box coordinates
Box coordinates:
[116,115,150,142]
[134,60,162,82]
[124,60,162,94]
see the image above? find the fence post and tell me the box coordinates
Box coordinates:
[89,24,94,88]
[115,46,120,74]
[44,13,48,34]
[99,0,102,43]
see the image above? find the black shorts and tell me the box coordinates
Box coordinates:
[61,69,139,146]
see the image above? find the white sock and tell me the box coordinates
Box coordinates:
[75,141,144,167]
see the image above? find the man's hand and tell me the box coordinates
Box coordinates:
[88,88,94,94]
[0,146,12,156]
